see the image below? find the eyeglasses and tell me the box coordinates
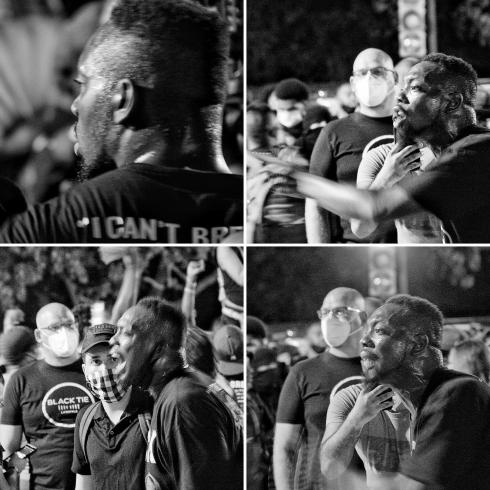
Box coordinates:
[317,306,362,320]
[352,67,395,79]
[42,322,77,334]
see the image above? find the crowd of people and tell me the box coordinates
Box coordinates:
[0,0,243,243]
[247,47,490,244]
[247,288,490,490]
[0,246,244,489]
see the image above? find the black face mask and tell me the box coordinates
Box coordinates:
[341,104,356,114]
[311,344,326,354]
[280,120,304,139]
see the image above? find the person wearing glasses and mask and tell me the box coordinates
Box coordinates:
[306,48,396,243]
[0,303,93,490]
[273,287,365,490]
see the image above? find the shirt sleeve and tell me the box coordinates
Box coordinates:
[396,145,484,222]
[326,385,361,427]
[71,407,91,475]
[275,367,304,424]
[0,371,23,425]
[357,144,392,189]
[400,378,490,487]
[309,124,335,178]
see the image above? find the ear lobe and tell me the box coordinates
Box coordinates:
[444,93,463,113]
[34,329,42,343]
[112,78,136,124]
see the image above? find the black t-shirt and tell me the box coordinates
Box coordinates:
[400,368,490,489]
[145,368,243,490]
[398,126,490,243]
[0,163,243,243]
[309,112,394,242]
[1,359,93,490]
[72,387,153,490]
[276,352,363,489]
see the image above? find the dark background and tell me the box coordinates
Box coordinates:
[247,247,490,323]
[248,0,490,85]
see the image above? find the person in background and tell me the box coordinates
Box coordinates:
[447,339,490,383]
[306,48,396,243]
[2,309,26,334]
[334,82,357,119]
[247,316,269,357]
[0,303,93,490]
[213,324,244,410]
[273,287,365,490]
[72,324,152,490]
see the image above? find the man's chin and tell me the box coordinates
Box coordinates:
[76,155,117,181]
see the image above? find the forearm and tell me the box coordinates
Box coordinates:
[0,425,22,456]
[350,218,377,239]
[299,173,378,221]
[321,413,365,479]
[181,279,197,327]
[111,265,141,323]
[273,445,296,490]
[305,198,331,243]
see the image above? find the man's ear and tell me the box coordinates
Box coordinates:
[34,328,42,343]
[444,92,463,113]
[410,333,429,355]
[112,78,136,124]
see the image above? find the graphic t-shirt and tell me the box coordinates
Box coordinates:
[357,143,444,243]
[1,359,93,490]
[309,112,394,242]
[327,384,412,489]
[0,163,243,243]
[145,368,243,490]
[276,352,363,490]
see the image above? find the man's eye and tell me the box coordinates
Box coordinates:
[92,359,102,366]
[73,78,82,85]
[374,328,385,335]
[410,85,421,92]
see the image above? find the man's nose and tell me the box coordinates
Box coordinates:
[361,331,374,348]
[109,331,118,346]
[397,89,408,104]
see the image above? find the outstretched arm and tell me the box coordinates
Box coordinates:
[295,171,422,223]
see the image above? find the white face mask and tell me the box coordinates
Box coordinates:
[321,317,362,348]
[42,328,79,358]
[355,78,390,107]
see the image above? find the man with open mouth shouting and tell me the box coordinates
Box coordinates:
[110,297,242,490]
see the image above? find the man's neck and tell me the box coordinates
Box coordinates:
[328,345,360,359]
[113,123,230,173]
[102,386,132,425]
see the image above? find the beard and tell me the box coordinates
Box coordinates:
[76,152,117,181]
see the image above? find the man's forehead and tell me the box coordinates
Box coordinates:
[117,305,145,329]
[323,291,354,308]
[354,53,393,71]
[406,61,442,84]
[369,303,403,327]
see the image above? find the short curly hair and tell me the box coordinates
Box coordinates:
[422,53,478,107]
[384,294,443,349]
[86,0,229,109]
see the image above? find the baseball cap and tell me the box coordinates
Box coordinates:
[213,325,243,376]
[81,323,117,354]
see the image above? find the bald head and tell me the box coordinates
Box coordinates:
[36,303,75,330]
[353,48,394,73]
[322,287,365,311]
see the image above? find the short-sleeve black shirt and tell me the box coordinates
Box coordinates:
[400,368,490,489]
[72,387,153,490]
[0,164,243,243]
[398,126,490,243]
[276,352,363,489]
[145,368,243,490]
[309,112,394,242]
